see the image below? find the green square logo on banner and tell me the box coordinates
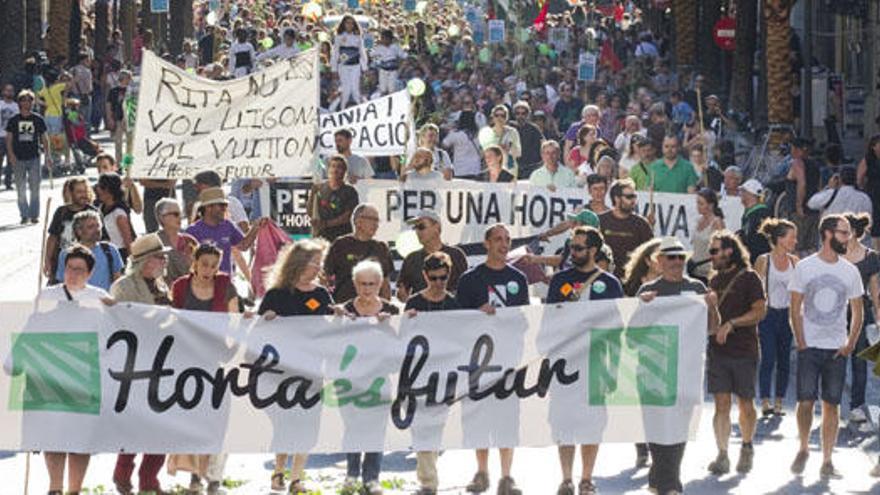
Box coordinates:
[588,326,678,406]
[8,332,101,415]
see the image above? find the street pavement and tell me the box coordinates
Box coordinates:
[0,142,879,494]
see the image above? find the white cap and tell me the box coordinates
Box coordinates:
[738,178,764,197]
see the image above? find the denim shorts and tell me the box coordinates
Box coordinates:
[796,347,846,405]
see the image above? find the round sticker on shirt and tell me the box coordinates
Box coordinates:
[592,280,607,294]
[507,281,520,295]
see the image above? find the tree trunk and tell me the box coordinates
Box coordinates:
[94,0,109,61]
[25,0,42,54]
[0,0,25,82]
[698,0,723,90]
[730,0,758,114]
[168,0,193,56]
[764,0,797,142]
[69,0,82,61]
[120,0,134,63]
[673,0,697,70]
[47,0,72,62]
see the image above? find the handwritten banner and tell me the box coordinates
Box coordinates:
[318,90,413,157]
[131,50,319,180]
[0,296,705,452]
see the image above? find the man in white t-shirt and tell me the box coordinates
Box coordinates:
[788,214,864,479]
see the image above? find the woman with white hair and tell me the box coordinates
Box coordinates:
[155,197,197,282]
[341,259,398,495]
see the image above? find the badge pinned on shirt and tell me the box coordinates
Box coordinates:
[507,281,520,295]
[592,280,606,294]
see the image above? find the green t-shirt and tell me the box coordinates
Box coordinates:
[628,161,652,191]
[648,158,699,193]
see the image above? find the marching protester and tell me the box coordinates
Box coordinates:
[55,210,123,292]
[0,83,19,190]
[405,252,460,495]
[109,234,172,495]
[442,111,483,180]
[637,237,718,495]
[155,198,197,282]
[186,187,265,276]
[706,231,766,476]
[342,259,399,495]
[753,219,799,416]
[789,215,864,478]
[334,129,374,182]
[308,155,360,242]
[257,27,300,63]
[402,148,444,183]
[44,176,98,283]
[396,209,467,302]
[95,153,143,216]
[480,145,515,183]
[482,105,522,176]
[415,124,453,180]
[95,172,135,262]
[511,101,544,179]
[807,166,872,218]
[529,140,577,191]
[6,89,50,224]
[324,203,393,305]
[841,213,879,424]
[649,134,698,194]
[229,28,257,78]
[737,179,772,262]
[455,224,529,495]
[599,178,654,280]
[104,70,131,165]
[259,239,335,494]
[168,242,239,494]
[690,188,725,282]
[546,226,624,495]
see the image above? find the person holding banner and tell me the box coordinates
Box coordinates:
[55,210,124,292]
[259,239,335,494]
[402,148,444,183]
[416,124,453,180]
[529,140,577,192]
[637,237,718,495]
[456,224,529,495]
[332,15,369,108]
[110,234,173,495]
[546,226,623,495]
[334,129,375,183]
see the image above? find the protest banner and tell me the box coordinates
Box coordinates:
[270,179,314,238]
[0,295,705,453]
[578,53,598,81]
[150,0,169,12]
[318,90,413,156]
[549,27,570,52]
[131,50,319,180]
[349,180,742,252]
[488,20,506,43]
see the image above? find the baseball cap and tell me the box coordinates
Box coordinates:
[406,208,441,225]
[738,178,764,197]
[566,208,600,228]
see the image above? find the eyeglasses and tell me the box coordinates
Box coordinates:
[427,274,449,282]
[622,193,638,200]
[665,254,686,261]
[570,244,588,252]
[414,223,430,231]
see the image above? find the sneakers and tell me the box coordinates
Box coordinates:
[707,451,730,475]
[466,471,490,493]
[557,480,575,495]
[736,444,754,474]
[496,476,521,495]
[635,443,650,468]
[578,478,597,495]
[850,408,868,423]
[790,450,809,475]
[189,473,203,494]
[365,480,384,495]
[820,461,843,480]
[271,472,286,491]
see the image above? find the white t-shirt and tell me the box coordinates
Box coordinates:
[40,284,110,301]
[103,207,128,248]
[0,100,19,138]
[227,196,249,226]
[442,130,483,177]
[789,254,864,349]
[345,154,375,180]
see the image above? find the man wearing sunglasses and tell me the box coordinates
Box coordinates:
[598,178,653,279]
[397,209,467,302]
[546,226,623,495]
[705,231,766,477]
[637,237,719,495]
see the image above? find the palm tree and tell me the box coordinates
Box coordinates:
[729,0,758,114]
[0,0,25,80]
[169,0,194,56]
[25,0,42,54]
[94,0,110,61]
[673,0,696,70]
[120,0,134,62]
[764,0,797,143]
[698,0,722,90]
[47,0,72,62]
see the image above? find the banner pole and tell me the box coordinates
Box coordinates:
[36,197,52,301]
[23,451,30,495]
[696,86,705,140]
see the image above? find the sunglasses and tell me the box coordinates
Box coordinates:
[570,244,588,252]
[414,222,430,231]
[665,254,686,261]
[709,247,721,255]
[427,274,449,282]
[622,193,638,200]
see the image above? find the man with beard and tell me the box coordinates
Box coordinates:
[638,237,719,495]
[546,226,623,495]
[788,215,864,478]
[706,231,766,476]
[44,176,98,283]
[598,178,654,280]
[334,129,374,183]
[396,209,467,301]
[511,101,544,179]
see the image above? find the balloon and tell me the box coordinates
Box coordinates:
[206,11,217,26]
[447,25,461,37]
[301,2,322,21]
[317,31,330,43]
[478,47,491,64]
[394,230,422,258]
[415,1,428,15]
[261,37,274,49]
[428,43,439,55]
[407,78,426,97]
[538,43,550,55]
[477,126,496,149]
[455,60,466,71]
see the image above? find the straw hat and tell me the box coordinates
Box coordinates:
[196,187,229,209]
[129,233,172,262]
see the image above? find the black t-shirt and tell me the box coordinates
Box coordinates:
[324,234,394,304]
[547,267,624,303]
[313,183,359,242]
[553,97,584,132]
[343,299,400,316]
[637,276,707,297]
[48,204,99,251]
[398,245,468,296]
[258,286,335,316]
[107,86,127,123]
[455,263,530,309]
[6,113,47,160]
[405,292,460,312]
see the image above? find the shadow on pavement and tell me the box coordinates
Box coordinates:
[682,472,745,494]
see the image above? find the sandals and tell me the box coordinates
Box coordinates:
[289,479,310,494]
[271,471,286,491]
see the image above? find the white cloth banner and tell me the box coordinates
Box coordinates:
[131,50,319,180]
[0,297,705,453]
[318,91,413,156]
[355,180,743,249]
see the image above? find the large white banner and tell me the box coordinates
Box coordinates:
[354,180,743,250]
[0,296,705,453]
[318,90,413,156]
[131,50,319,180]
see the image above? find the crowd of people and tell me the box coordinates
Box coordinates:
[4,1,880,495]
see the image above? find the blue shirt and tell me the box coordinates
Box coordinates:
[56,242,124,291]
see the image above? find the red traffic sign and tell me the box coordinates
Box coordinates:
[713,17,736,51]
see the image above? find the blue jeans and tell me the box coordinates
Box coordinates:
[758,307,793,400]
[346,452,382,483]
[14,158,41,220]
[850,309,873,409]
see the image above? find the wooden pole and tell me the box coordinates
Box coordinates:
[696,86,706,140]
